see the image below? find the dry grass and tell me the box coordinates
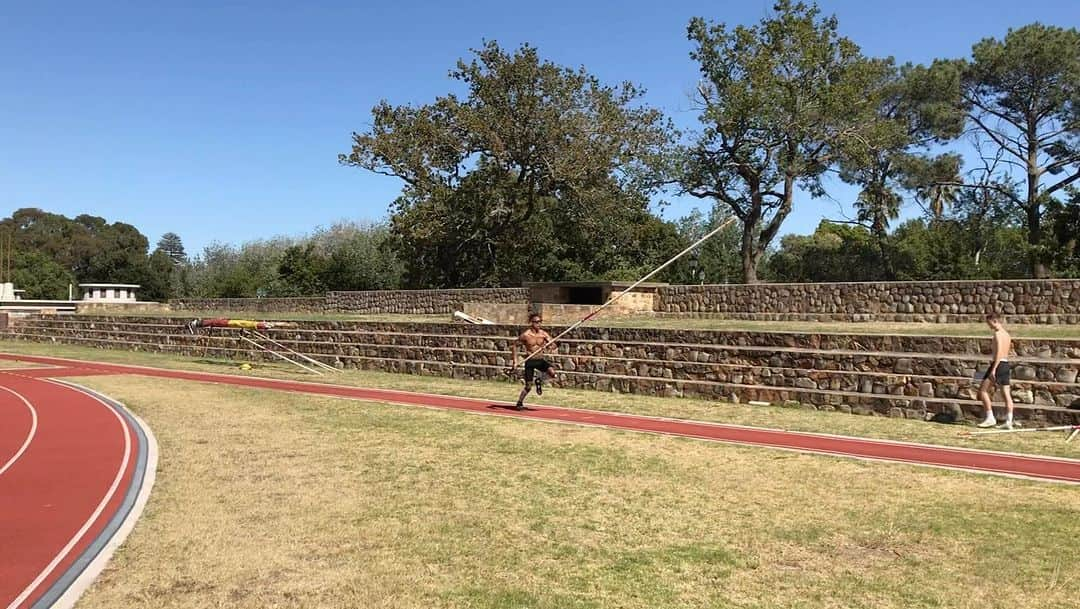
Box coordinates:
[70,374,1080,609]
[1,340,1076,459]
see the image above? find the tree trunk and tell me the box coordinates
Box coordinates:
[1027,204,1049,278]
[875,231,896,280]
[1027,123,1049,278]
[740,219,759,283]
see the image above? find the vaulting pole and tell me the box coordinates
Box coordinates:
[239,333,322,375]
[515,215,739,367]
[960,424,1080,442]
[249,329,338,372]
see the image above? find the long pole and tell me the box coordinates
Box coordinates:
[516,215,738,367]
[239,334,322,375]
[961,424,1080,438]
[249,329,338,372]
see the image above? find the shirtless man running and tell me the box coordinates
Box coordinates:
[510,312,557,411]
[977,312,1016,429]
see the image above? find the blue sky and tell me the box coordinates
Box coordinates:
[2,1,1077,255]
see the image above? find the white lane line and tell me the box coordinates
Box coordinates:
[0,385,38,478]
[4,381,132,609]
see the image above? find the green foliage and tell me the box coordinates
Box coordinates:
[175,222,405,298]
[835,62,965,278]
[3,208,151,283]
[1047,190,1080,277]
[341,40,677,287]
[669,207,742,284]
[890,218,1028,280]
[185,239,292,298]
[155,232,188,264]
[948,23,1080,276]
[767,191,1030,283]
[11,251,76,300]
[314,222,405,291]
[140,249,175,301]
[682,1,889,282]
[766,222,885,282]
[0,208,175,300]
[273,244,328,296]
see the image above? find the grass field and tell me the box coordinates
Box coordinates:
[83,309,1080,338]
[61,372,1080,609]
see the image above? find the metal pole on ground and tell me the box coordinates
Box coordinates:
[960,424,1080,442]
[249,329,338,372]
[239,333,322,375]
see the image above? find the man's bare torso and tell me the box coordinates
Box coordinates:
[519,329,552,353]
[992,328,1012,361]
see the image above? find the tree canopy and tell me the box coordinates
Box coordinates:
[341,41,678,287]
[681,0,890,282]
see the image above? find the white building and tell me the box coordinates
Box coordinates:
[79,283,141,302]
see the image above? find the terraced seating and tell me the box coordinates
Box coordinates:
[5,315,1078,424]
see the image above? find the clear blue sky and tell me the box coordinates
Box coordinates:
[2,1,1077,255]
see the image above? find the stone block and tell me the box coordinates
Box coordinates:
[1055,368,1078,384]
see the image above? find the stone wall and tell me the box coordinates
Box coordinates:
[5,315,1079,423]
[75,302,170,314]
[169,297,328,313]
[656,279,1080,323]
[327,288,531,314]
[168,289,531,315]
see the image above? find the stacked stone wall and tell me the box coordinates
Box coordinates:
[5,315,1078,423]
[327,288,530,314]
[656,279,1080,323]
[169,297,328,313]
[168,288,531,315]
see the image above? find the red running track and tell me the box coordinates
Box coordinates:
[0,369,138,609]
[3,352,1079,486]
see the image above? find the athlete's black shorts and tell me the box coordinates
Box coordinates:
[523,358,552,382]
[982,361,1011,386]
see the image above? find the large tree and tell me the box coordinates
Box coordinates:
[155,232,188,264]
[10,251,76,300]
[941,23,1080,277]
[340,41,676,287]
[311,221,404,291]
[0,208,162,296]
[835,62,965,279]
[681,1,887,282]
